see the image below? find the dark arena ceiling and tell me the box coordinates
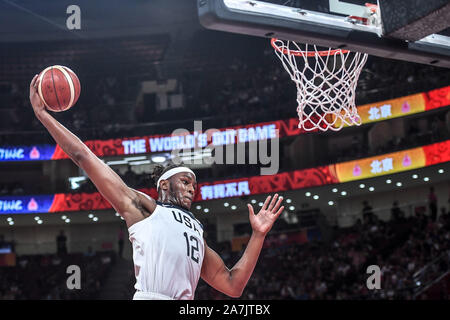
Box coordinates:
[0,0,199,43]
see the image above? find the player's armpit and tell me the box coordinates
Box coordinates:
[129,189,157,218]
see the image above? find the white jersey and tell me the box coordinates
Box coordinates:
[128,201,205,300]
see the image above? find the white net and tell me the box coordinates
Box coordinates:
[271,39,368,131]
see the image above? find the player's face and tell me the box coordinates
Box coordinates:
[169,172,197,210]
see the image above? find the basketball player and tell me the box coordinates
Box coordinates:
[29,75,284,300]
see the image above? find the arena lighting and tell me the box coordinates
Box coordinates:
[305,192,311,197]
[224,202,229,207]
[203,208,209,213]
[177,150,212,161]
[106,160,128,166]
[396,182,402,187]
[328,201,334,206]
[412,174,419,179]
[341,191,347,196]
[369,187,375,191]
[313,195,319,200]
[151,155,167,163]
[124,156,147,162]
[179,155,204,162]
[231,205,237,210]
[359,184,365,188]
[129,160,151,166]
[69,176,86,190]
[386,179,392,184]
[332,188,338,193]
[438,169,444,174]
[424,177,430,181]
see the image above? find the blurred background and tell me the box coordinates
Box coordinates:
[0,0,449,300]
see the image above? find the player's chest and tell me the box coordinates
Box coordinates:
[160,209,204,264]
[164,209,202,238]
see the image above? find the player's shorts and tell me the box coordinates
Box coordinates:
[133,291,174,300]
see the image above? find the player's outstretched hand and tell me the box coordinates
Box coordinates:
[29,74,46,116]
[247,194,284,237]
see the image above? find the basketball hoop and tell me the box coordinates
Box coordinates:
[271,38,368,131]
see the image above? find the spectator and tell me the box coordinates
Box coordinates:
[84,246,95,257]
[428,187,438,222]
[440,207,447,221]
[362,200,374,223]
[391,201,404,222]
[56,230,67,256]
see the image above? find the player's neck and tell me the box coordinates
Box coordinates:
[156,199,190,212]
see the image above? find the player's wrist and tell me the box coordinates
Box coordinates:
[251,230,266,239]
[34,108,48,121]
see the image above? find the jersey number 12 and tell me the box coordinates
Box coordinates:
[183,232,199,263]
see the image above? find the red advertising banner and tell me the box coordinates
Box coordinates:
[48,165,337,212]
[424,86,450,111]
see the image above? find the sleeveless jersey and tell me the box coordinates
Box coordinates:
[128,201,205,300]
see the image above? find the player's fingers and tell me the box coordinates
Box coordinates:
[272,196,284,213]
[261,195,271,211]
[33,74,39,87]
[273,206,284,219]
[30,75,37,91]
[247,204,255,216]
[268,194,278,211]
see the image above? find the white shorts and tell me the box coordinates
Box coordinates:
[133,291,174,300]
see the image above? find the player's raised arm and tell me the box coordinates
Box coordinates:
[29,74,156,227]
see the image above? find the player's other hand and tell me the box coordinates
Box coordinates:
[247,194,284,237]
[29,74,46,116]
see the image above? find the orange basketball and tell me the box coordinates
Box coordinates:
[37,65,81,112]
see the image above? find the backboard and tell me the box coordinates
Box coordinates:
[198,0,450,68]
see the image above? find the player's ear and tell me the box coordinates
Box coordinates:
[160,180,170,191]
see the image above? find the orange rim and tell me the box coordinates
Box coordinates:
[271,38,349,57]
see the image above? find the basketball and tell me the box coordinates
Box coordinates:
[37,65,81,112]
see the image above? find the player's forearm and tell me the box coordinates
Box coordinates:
[229,231,265,297]
[35,110,92,165]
